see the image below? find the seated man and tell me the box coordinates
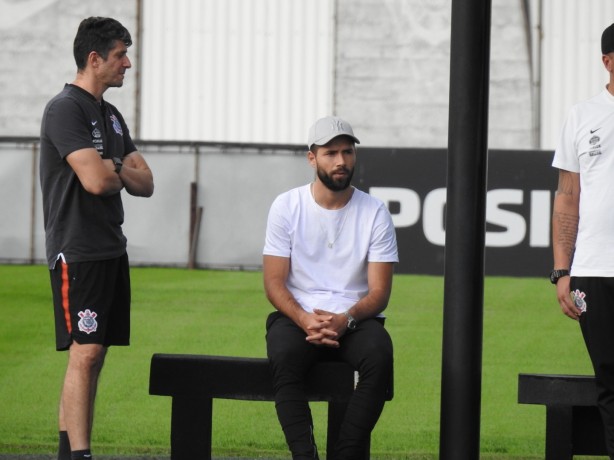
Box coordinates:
[263,116,398,459]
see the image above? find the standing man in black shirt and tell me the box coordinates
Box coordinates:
[39,17,154,460]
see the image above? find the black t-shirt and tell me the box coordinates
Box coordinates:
[40,84,137,268]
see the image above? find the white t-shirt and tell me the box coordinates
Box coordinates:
[552,88,614,276]
[263,184,399,313]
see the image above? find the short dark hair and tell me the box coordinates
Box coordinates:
[73,17,132,70]
[603,23,614,55]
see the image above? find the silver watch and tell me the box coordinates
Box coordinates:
[343,310,357,330]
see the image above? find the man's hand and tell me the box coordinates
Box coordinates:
[303,308,349,348]
[556,276,581,320]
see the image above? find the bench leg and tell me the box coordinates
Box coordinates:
[327,401,370,460]
[171,397,213,460]
[545,406,573,460]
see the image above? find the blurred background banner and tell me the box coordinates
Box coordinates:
[359,148,555,277]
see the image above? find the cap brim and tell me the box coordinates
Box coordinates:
[313,134,360,146]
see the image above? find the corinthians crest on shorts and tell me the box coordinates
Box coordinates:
[572,289,587,314]
[78,308,98,334]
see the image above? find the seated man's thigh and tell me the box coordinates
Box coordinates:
[339,319,393,370]
[266,312,318,364]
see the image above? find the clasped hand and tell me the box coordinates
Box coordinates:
[302,308,347,348]
[556,277,581,320]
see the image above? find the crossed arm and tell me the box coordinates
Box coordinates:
[66,148,154,197]
[552,168,580,320]
[263,254,394,347]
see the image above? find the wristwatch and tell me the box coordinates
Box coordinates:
[343,310,357,330]
[549,269,570,285]
[112,157,123,174]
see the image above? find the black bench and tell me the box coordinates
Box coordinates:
[518,373,607,459]
[149,353,393,460]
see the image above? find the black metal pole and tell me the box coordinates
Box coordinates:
[439,0,492,459]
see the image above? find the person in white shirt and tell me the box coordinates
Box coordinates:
[552,22,614,458]
[263,116,398,459]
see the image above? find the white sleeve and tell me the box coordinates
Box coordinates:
[263,195,291,258]
[368,203,399,263]
[552,106,580,173]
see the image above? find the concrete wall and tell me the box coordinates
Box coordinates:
[1,0,534,150]
[334,0,533,149]
[0,139,310,269]
[0,0,137,137]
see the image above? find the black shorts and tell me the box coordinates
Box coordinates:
[50,254,131,351]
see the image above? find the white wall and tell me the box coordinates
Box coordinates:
[0,141,311,268]
[540,0,614,149]
[1,0,538,149]
[140,0,335,145]
[2,1,613,150]
[137,0,536,149]
[0,0,138,137]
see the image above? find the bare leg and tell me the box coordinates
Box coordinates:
[59,343,107,451]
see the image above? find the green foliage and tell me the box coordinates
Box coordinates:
[0,266,596,458]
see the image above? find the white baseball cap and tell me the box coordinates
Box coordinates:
[307,116,360,149]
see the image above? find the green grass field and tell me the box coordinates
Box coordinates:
[0,264,600,458]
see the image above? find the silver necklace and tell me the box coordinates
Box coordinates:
[311,183,352,248]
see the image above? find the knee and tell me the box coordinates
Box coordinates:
[355,336,393,384]
[68,343,106,372]
[361,347,393,376]
[359,329,393,370]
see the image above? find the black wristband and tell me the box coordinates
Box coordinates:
[112,157,123,174]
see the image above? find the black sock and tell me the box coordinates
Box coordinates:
[70,449,92,460]
[58,431,70,460]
